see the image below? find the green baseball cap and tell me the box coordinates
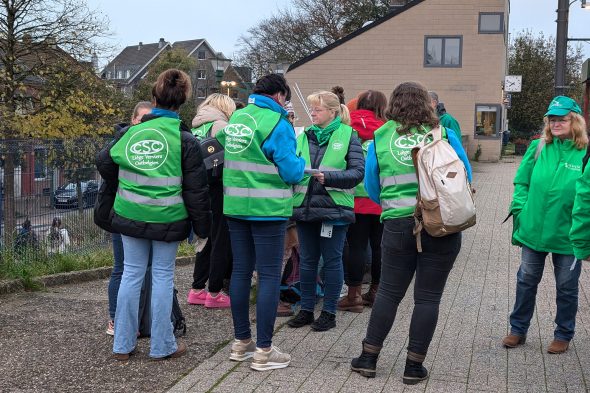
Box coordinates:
[544,96,582,117]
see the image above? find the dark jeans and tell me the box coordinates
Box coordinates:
[344,214,383,287]
[297,221,347,315]
[108,232,125,320]
[192,183,232,293]
[365,217,460,356]
[228,218,286,348]
[509,245,580,341]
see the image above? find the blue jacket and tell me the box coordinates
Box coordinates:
[365,128,472,204]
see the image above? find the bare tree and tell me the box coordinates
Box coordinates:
[0,0,111,245]
[234,0,390,78]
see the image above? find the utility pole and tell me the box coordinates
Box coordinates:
[555,0,569,96]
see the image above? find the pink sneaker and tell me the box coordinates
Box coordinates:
[187,289,207,305]
[205,291,231,308]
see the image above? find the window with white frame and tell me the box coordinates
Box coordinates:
[424,36,462,67]
[197,88,206,99]
[197,70,206,79]
[197,50,206,60]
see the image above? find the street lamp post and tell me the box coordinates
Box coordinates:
[555,0,590,96]
[220,80,236,96]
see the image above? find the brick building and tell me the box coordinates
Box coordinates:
[286,0,509,161]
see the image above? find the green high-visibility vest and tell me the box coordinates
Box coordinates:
[216,104,293,217]
[354,139,372,198]
[375,121,448,221]
[293,124,354,208]
[110,116,187,223]
[191,122,213,140]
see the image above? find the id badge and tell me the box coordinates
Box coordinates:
[320,223,333,238]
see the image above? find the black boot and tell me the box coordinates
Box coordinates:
[350,341,381,378]
[402,353,428,385]
[288,310,314,328]
[311,311,336,331]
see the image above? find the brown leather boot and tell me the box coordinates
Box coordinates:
[547,339,569,354]
[337,285,364,313]
[276,301,294,317]
[502,334,526,348]
[362,284,378,307]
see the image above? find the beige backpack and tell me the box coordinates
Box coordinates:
[411,126,476,251]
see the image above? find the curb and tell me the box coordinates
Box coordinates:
[0,255,194,296]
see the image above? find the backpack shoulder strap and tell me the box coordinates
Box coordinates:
[582,144,590,173]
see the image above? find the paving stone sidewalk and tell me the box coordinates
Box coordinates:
[169,159,590,393]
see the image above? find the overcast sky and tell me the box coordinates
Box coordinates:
[87,0,590,66]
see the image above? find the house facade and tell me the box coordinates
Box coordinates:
[101,38,253,106]
[285,0,509,161]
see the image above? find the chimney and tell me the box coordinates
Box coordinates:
[138,42,143,50]
[389,0,409,10]
[158,38,165,49]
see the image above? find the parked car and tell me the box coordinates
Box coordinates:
[54,181,99,209]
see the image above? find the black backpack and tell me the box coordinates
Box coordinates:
[199,136,224,184]
[138,250,186,338]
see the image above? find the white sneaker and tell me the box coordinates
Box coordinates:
[250,346,291,371]
[229,339,256,361]
[106,320,114,336]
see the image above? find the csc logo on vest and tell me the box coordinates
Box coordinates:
[129,140,165,155]
[389,133,424,167]
[225,113,257,154]
[125,128,169,171]
[332,141,344,151]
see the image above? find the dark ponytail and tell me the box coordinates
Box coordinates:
[152,69,192,110]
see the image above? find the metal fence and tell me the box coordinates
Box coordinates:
[0,138,111,262]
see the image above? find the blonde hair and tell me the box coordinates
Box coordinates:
[307,91,350,124]
[197,93,236,120]
[542,112,588,149]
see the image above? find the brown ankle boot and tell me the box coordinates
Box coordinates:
[362,284,378,307]
[547,339,569,354]
[502,333,526,348]
[337,285,364,313]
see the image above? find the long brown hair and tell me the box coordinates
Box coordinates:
[385,82,439,134]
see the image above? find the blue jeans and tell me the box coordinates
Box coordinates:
[228,219,286,349]
[108,233,125,320]
[297,222,347,315]
[113,235,179,358]
[510,245,581,341]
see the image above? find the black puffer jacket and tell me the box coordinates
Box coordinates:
[95,114,212,241]
[292,130,364,223]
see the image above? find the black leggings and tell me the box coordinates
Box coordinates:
[344,214,383,287]
[364,217,460,356]
[192,182,232,293]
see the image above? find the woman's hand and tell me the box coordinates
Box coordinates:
[313,172,325,184]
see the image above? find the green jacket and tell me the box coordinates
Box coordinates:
[439,113,461,139]
[510,138,586,254]
[570,162,590,260]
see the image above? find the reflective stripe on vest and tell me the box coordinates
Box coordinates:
[118,188,183,206]
[110,117,187,223]
[119,169,182,187]
[374,121,431,221]
[218,104,294,217]
[293,124,354,208]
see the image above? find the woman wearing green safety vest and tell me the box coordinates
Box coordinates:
[287,91,364,332]
[97,69,211,361]
[188,93,236,309]
[350,82,471,384]
[216,74,305,371]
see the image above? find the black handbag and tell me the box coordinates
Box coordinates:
[199,136,224,184]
